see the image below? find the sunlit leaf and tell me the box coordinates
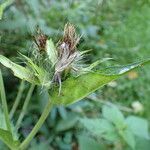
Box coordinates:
[0,55,39,84]
[51,59,150,105]
[98,60,150,75]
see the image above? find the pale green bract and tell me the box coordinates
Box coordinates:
[46,39,58,66]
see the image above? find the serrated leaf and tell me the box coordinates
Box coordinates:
[80,118,119,142]
[46,39,57,66]
[0,55,39,84]
[126,116,150,139]
[50,59,150,105]
[102,104,125,129]
[0,129,19,150]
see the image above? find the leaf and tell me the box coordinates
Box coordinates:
[0,109,19,141]
[102,104,125,129]
[125,116,150,139]
[79,118,119,142]
[85,58,113,70]
[29,140,50,150]
[135,137,150,150]
[0,55,39,84]
[78,135,106,150]
[55,113,78,132]
[46,39,57,66]
[98,60,150,75]
[50,59,150,105]
[120,128,136,150]
[19,53,50,87]
[0,129,19,150]
[0,0,13,20]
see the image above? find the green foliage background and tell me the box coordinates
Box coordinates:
[0,0,150,149]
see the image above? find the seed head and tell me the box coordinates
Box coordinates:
[34,28,47,52]
[54,23,82,94]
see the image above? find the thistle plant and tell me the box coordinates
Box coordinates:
[0,23,150,150]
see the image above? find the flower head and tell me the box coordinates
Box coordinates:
[53,23,82,93]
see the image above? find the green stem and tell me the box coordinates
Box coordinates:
[19,97,53,150]
[0,70,12,134]
[16,84,35,129]
[10,80,25,119]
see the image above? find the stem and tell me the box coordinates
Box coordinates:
[0,70,12,133]
[16,84,35,129]
[10,80,25,119]
[19,98,53,150]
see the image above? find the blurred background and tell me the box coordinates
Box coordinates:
[0,0,150,149]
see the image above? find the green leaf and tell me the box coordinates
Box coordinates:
[29,140,50,150]
[46,39,57,66]
[0,55,39,84]
[126,116,150,139]
[19,53,50,87]
[0,129,19,150]
[98,60,150,75]
[55,113,78,132]
[0,0,13,20]
[85,58,113,71]
[135,137,150,150]
[120,129,136,150]
[78,135,106,150]
[50,59,150,105]
[80,118,119,142]
[0,109,19,141]
[102,104,125,129]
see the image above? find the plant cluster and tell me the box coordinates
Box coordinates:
[0,0,150,150]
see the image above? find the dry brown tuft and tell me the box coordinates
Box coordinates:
[34,28,47,53]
